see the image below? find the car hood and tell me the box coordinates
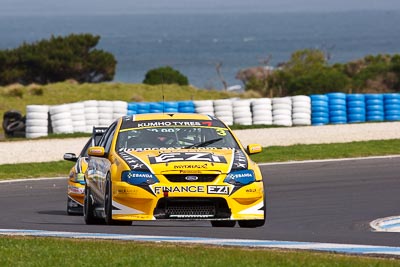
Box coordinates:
[117,148,247,174]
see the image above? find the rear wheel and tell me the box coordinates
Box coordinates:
[83,186,103,225]
[104,175,132,226]
[211,220,236,227]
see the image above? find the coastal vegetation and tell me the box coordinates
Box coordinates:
[237,49,400,97]
[0,34,116,85]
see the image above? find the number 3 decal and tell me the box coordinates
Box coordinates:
[216,128,226,136]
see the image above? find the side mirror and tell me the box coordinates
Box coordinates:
[247,144,262,154]
[88,146,105,157]
[63,153,78,162]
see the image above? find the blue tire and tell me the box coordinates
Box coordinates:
[348,107,366,114]
[366,105,384,112]
[383,93,400,100]
[312,106,329,112]
[347,100,365,108]
[311,100,329,108]
[385,115,400,121]
[366,99,383,105]
[329,99,346,106]
[326,92,346,100]
[179,107,196,113]
[346,94,365,101]
[310,95,329,101]
[329,104,347,111]
[384,104,400,110]
[178,101,195,108]
[365,94,384,100]
[311,117,329,124]
[384,98,400,105]
[330,116,347,124]
[366,115,384,121]
[312,112,329,119]
[163,101,179,109]
[385,109,400,116]
[330,110,347,117]
[347,114,366,122]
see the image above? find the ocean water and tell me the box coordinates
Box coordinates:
[0,11,399,89]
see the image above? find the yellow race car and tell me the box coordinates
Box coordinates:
[63,127,107,215]
[84,113,265,227]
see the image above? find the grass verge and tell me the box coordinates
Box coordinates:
[1,139,400,180]
[0,237,398,267]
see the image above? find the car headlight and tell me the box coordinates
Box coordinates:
[224,170,255,185]
[122,171,159,185]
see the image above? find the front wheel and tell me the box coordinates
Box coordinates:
[211,220,236,227]
[238,197,266,228]
[104,176,132,226]
[83,186,103,225]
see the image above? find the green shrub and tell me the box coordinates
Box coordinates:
[143,66,189,86]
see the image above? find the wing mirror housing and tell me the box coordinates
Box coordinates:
[63,153,78,162]
[247,144,262,154]
[88,146,106,157]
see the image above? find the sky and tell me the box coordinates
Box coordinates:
[1,0,400,15]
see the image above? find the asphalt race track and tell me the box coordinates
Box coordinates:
[1,157,400,247]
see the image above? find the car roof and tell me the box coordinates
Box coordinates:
[119,113,228,130]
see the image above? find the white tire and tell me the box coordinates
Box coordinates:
[292,118,312,125]
[232,100,251,108]
[84,107,98,114]
[70,109,85,116]
[72,120,86,127]
[99,119,113,126]
[272,97,292,105]
[292,95,311,103]
[253,120,273,125]
[233,112,252,119]
[194,100,214,107]
[98,100,113,108]
[26,112,48,120]
[26,126,48,134]
[113,107,128,114]
[292,101,311,109]
[252,98,272,106]
[51,112,71,121]
[252,104,272,111]
[215,110,233,117]
[26,105,49,113]
[273,109,292,116]
[52,118,73,128]
[273,114,291,121]
[292,107,311,114]
[73,126,87,133]
[68,102,85,110]
[272,103,292,110]
[196,106,214,113]
[98,113,113,120]
[83,100,98,107]
[85,113,99,120]
[113,113,126,119]
[26,132,48,138]
[233,106,251,113]
[71,114,85,121]
[214,105,233,112]
[113,101,128,109]
[53,125,74,134]
[214,99,232,106]
[253,114,273,121]
[273,119,293,126]
[234,118,252,125]
[292,113,311,120]
[49,105,70,115]
[252,110,273,117]
[25,119,48,127]
[85,119,98,127]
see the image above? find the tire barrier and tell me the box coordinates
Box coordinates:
[214,99,233,125]
[384,93,400,121]
[194,100,214,116]
[272,97,292,126]
[251,98,272,125]
[365,94,384,122]
[311,94,329,126]
[232,100,252,125]
[178,101,196,113]
[346,94,366,123]
[327,92,347,124]
[19,93,400,138]
[3,110,26,138]
[83,100,99,133]
[291,95,311,126]
[49,104,73,134]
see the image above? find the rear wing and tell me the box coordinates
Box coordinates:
[92,127,108,146]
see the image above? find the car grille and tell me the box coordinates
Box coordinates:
[154,197,231,219]
[164,174,218,183]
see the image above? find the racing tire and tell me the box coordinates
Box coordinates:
[104,176,132,226]
[83,186,103,225]
[238,199,266,228]
[211,220,236,227]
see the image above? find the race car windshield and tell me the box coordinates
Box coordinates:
[117,126,240,150]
